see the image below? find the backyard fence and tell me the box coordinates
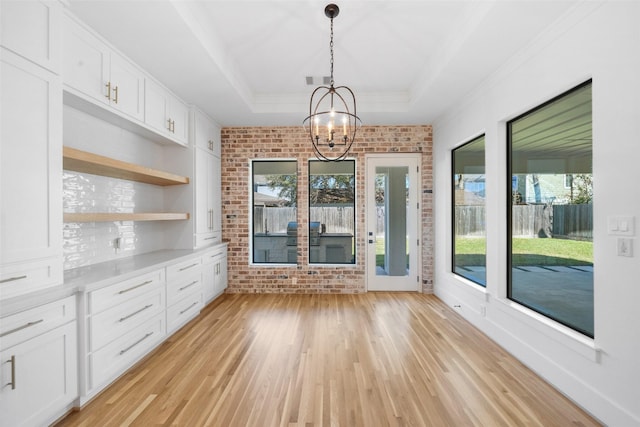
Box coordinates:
[455,204,592,240]
[255,204,593,241]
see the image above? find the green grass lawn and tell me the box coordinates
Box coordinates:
[455,237,593,266]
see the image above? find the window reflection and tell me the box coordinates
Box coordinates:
[508,81,593,337]
[309,160,355,264]
[252,160,297,264]
[452,135,486,286]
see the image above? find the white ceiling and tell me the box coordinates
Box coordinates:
[67,0,580,127]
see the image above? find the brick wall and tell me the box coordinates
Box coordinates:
[221,125,433,293]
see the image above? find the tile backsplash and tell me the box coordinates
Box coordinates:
[63,171,167,270]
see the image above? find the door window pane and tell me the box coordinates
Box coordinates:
[309,160,355,264]
[452,135,486,286]
[508,81,593,337]
[375,166,409,276]
[252,160,297,264]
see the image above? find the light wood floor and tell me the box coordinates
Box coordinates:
[57,293,600,426]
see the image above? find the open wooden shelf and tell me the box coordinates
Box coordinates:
[64,212,190,223]
[63,146,189,186]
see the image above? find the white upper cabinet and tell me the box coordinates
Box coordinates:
[145,79,189,146]
[1,49,63,297]
[194,110,221,157]
[62,14,144,122]
[0,0,61,73]
[193,110,222,247]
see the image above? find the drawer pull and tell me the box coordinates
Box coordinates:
[178,263,199,272]
[119,332,154,355]
[118,280,153,295]
[119,304,153,323]
[0,319,44,338]
[179,281,199,292]
[204,236,216,241]
[6,355,16,390]
[0,275,27,284]
[179,302,199,315]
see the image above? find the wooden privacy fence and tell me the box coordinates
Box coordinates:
[254,207,355,234]
[455,204,593,240]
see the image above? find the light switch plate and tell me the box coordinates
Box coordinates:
[608,216,635,236]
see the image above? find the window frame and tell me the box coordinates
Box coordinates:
[451,134,486,287]
[307,158,357,266]
[506,79,593,337]
[250,159,298,266]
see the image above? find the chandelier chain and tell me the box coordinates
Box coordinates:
[329,16,334,86]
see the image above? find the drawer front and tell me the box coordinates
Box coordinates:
[89,313,165,390]
[90,287,165,351]
[167,272,201,304]
[89,269,164,314]
[166,257,202,282]
[0,295,76,349]
[0,257,63,299]
[201,246,225,265]
[195,232,221,248]
[167,292,202,334]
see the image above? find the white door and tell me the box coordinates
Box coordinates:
[366,155,421,291]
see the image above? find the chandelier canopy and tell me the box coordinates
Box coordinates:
[303,4,361,162]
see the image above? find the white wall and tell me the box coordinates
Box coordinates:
[433,2,640,425]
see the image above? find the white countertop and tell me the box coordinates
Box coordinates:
[1,245,227,317]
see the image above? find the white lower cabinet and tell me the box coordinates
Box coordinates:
[202,244,228,303]
[80,269,166,402]
[166,256,203,334]
[88,313,164,390]
[0,296,77,427]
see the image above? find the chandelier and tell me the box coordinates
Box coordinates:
[303,3,361,162]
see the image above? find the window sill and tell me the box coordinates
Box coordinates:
[495,297,600,363]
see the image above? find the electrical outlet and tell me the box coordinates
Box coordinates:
[292,277,297,285]
[480,305,486,317]
[617,238,633,257]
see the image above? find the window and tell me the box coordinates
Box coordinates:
[252,160,297,264]
[309,160,356,264]
[507,81,593,337]
[452,135,486,286]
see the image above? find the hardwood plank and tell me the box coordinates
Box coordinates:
[56,294,601,427]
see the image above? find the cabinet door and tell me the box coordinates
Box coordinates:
[211,154,222,234]
[62,15,110,106]
[193,110,219,153]
[202,263,215,303]
[214,255,228,295]
[143,78,169,136]
[0,0,61,73]
[109,54,145,121]
[0,322,77,427]
[194,148,212,237]
[1,50,62,265]
[168,94,189,146]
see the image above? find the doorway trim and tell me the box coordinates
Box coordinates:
[365,153,422,292]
